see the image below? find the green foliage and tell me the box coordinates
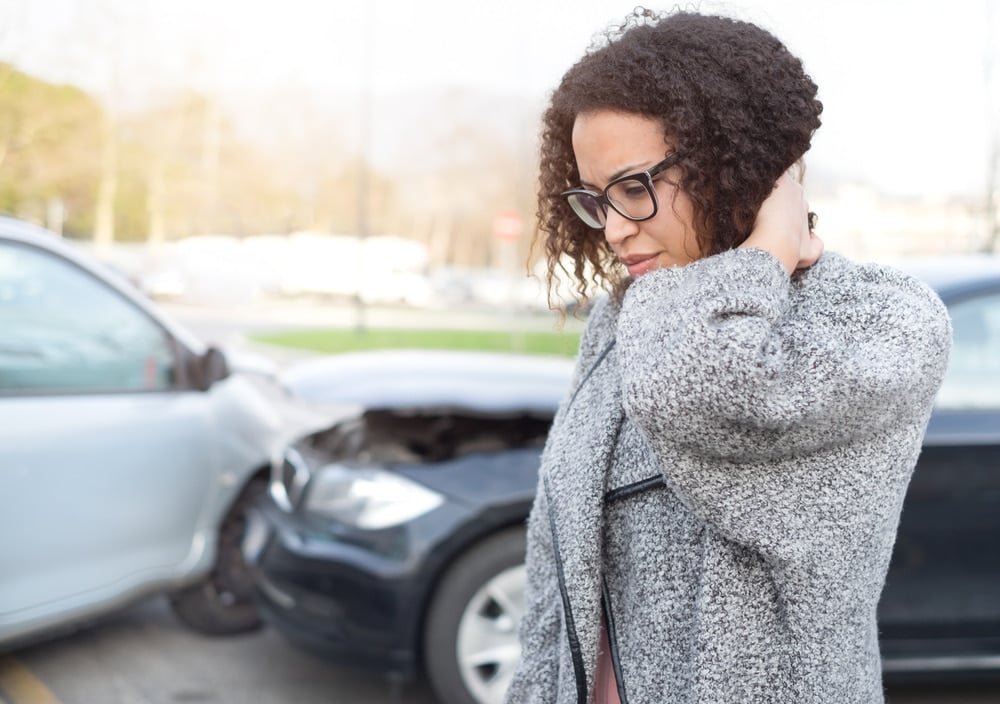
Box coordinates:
[250,327,581,357]
[0,62,104,234]
[0,67,535,262]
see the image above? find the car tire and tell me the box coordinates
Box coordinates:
[169,477,266,635]
[424,526,527,704]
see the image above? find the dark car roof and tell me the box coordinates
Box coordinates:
[281,349,574,413]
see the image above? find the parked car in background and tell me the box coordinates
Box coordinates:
[878,257,1000,678]
[249,259,1000,704]
[0,216,331,648]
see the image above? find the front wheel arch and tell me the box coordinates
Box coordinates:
[169,470,268,635]
[422,525,527,704]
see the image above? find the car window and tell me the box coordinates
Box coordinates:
[0,241,176,394]
[936,292,1000,410]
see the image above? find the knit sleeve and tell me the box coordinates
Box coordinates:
[616,248,952,462]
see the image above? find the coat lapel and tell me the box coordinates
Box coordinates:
[541,336,624,694]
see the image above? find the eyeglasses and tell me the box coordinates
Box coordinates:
[560,153,682,230]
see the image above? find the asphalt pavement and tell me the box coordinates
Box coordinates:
[0,598,437,704]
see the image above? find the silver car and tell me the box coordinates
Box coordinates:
[0,216,326,646]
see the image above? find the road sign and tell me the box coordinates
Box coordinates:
[493,210,523,241]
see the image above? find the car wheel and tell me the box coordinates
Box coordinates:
[424,526,526,704]
[169,477,266,635]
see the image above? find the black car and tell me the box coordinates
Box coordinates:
[248,260,1000,704]
[877,257,1000,677]
[245,350,570,704]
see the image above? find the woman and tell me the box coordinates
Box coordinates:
[505,9,951,704]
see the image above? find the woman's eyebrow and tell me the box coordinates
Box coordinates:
[580,161,648,189]
[609,162,646,181]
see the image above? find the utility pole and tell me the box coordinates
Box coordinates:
[200,97,221,236]
[353,0,374,332]
[983,1,999,252]
[94,99,118,252]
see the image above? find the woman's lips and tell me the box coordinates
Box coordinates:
[621,254,660,277]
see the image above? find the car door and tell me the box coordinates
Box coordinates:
[0,239,218,634]
[880,288,1000,657]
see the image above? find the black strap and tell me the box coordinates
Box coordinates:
[604,474,668,504]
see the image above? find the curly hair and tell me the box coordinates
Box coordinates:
[536,8,822,308]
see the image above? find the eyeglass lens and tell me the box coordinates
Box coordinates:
[566,193,607,228]
[566,177,656,229]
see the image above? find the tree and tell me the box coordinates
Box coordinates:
[0,63,104,235]
[394,88,540,269]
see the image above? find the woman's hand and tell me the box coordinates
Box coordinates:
[740,171,823,274]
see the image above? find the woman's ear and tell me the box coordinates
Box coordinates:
[788,158,806,184]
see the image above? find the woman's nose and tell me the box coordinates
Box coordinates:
[602,208,638,246]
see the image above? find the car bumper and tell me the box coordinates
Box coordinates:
[246,492,515,677]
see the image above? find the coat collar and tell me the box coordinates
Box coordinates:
[541,334,624,690]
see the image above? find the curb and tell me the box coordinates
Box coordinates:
[0,657,60,704]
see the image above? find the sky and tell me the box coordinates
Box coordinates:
[0,0,996,200]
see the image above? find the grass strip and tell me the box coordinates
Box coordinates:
[250,327,582,357]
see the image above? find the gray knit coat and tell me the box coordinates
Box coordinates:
[504,248,952,704]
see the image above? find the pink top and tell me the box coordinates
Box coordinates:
[594,617,622,704]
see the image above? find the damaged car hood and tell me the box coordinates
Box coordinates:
[280,349,574,413]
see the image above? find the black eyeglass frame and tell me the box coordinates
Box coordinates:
[560,153,682,230]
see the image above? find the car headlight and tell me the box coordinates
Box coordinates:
[304,464,444,529]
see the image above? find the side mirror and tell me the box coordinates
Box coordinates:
[194,345,231,391]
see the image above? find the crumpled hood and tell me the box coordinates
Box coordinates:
[280,349,574,413]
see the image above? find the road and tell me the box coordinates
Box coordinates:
[159,298,586,371]
[0,599,436,704]
[2,597,998,704]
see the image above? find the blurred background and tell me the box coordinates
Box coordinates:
[4,3,1000,703]
[0,0,996,312]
